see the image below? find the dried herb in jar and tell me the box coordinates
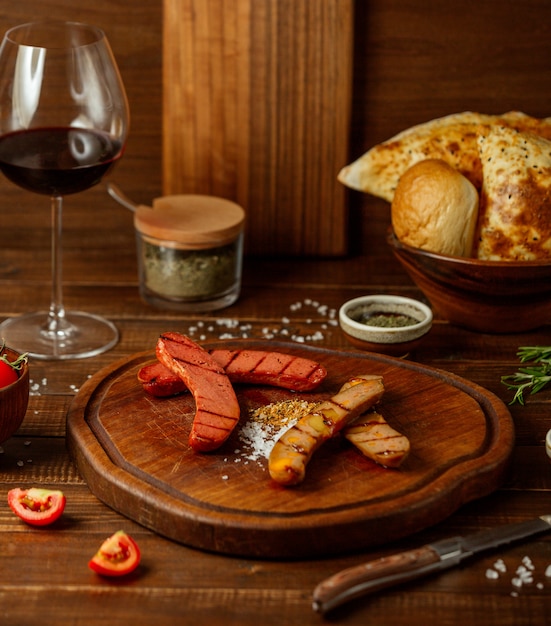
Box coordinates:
[142,240,239,300]
[134,195,245,312]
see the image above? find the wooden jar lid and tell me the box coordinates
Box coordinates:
[134,195,245,249]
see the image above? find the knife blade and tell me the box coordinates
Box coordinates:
[312,515,551,614]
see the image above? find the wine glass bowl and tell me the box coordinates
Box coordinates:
[0,21,129,359]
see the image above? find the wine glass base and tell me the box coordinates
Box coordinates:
[0,311,119,360]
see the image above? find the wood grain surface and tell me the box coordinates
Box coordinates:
[162,0,354,257]
[67,340,514,558]
[2,1,551,624]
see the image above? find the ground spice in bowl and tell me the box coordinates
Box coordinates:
[353,311,420,328]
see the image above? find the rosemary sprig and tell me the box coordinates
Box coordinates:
[0,340,28,371]
[501,346,551,405]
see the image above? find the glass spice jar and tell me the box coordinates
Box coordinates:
[134,195,245,312]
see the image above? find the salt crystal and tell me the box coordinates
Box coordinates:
[221,475,229,480]
[237,399,313,464]
[494,559,507,573]
[512,577,523,588]
[485,569,499,580]
[515,565,533,584]
[522,556,535,570]
[545,565,551,578]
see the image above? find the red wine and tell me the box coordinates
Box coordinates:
[0,127,123,196]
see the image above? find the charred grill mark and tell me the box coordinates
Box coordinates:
[156,332,241,452]
[269,376,385,486]
[139,351,327,397]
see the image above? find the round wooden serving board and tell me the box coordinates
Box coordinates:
[66,340,514,558]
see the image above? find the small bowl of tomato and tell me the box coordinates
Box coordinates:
[0,345,29,443]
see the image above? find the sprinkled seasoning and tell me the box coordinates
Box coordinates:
[168,297,338,344]
[237,399,316,462]
[484,555,551,596]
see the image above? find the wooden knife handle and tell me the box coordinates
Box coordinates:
[312,545,443,614]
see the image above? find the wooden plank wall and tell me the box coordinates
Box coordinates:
[1,1,551,258]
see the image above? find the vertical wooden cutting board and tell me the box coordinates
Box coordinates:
[163,0,354,256]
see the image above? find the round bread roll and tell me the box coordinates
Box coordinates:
[391,159,479,257]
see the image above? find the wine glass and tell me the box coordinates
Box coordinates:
[0,21,129,359]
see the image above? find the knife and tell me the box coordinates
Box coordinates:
[312,515,551,614]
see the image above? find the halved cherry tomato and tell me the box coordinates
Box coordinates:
[7,487,66,526]
[89,530,141,577]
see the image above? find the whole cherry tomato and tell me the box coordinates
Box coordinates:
[7,487,66,526]
[89,530,141,577]
[0,357,21,387]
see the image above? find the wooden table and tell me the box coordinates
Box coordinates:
[0,181,549,626]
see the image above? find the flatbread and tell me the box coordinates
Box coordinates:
[475,125,551,261]
[339,111,551,202]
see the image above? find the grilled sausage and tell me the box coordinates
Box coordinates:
[343,411,410,468]
[138,349,327,396]
[268,375,385,486]
[156,332,241,453]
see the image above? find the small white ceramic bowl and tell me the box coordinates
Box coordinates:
[339,295,433,356]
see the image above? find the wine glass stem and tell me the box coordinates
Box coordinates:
[46,195,69,335]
